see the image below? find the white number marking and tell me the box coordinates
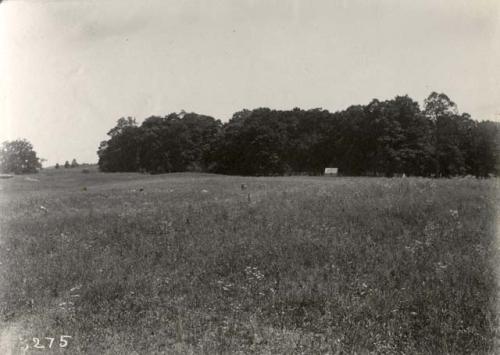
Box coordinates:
[45,337,55,348]
[59,335,72,348]
[33,337,45,349]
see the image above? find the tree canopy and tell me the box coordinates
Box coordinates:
[0,139,42,174]
[97,94,500,177]
[98,113,222,173]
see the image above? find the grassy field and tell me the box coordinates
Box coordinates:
[0,169,498,354]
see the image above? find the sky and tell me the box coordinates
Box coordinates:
[1,0,499,166]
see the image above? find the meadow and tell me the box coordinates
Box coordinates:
[0,169,498,354]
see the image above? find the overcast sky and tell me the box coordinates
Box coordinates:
[1,0,499,166]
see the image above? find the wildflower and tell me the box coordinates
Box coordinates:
[201,189,209,193]
[70,285,82,292]
[449,209,459,218]
[435,262,448,271]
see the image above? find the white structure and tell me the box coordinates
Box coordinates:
[324,167,338,176]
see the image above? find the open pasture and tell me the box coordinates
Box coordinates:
[0,170,498,354]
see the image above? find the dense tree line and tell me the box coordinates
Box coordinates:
[97,93,499,177]
[98,113,222,173]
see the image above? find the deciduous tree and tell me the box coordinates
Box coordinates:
[0,139,42,174]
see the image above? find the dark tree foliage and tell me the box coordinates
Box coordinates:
[210,108,339,175]
[212,108,291,175]
[469,121,500,177]
[97,117,141,172]
[0,139,42,174]
[97,94,499,177]
[98,114,221,173]
[357,96,437,177]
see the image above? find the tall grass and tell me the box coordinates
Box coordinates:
[0,171,498,354]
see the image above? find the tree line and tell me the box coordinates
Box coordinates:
[97,93,500,177]
[55,159,79,169]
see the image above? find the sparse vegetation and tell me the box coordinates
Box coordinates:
[0,170,498,353]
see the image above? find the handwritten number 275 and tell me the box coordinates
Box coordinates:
[27,335,72,349]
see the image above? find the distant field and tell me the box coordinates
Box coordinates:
[0,169,498,354]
